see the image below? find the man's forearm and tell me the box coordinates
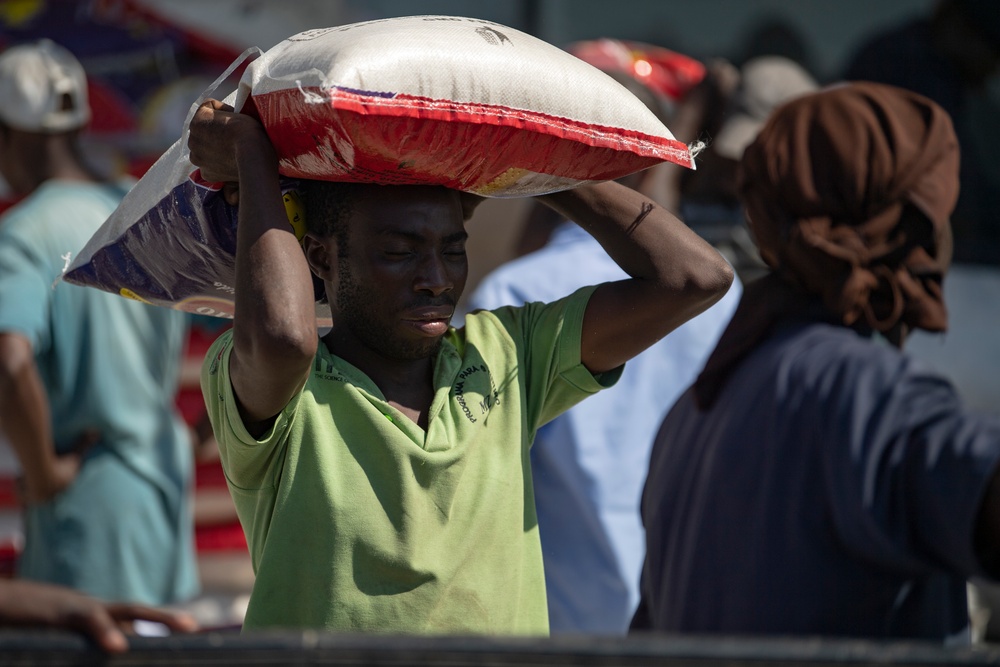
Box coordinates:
[187,101,319,429]
[228,125,318,427]
[535,180,734,373]
[232,141,317,354]
[0,333,57,501]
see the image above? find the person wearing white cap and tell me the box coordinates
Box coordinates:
[0,40,199,605]
[678,55,818,282]
[711,56,819,163]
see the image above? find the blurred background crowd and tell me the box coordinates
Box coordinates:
[0,0,998,643]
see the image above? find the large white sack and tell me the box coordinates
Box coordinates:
[63,15,694,324]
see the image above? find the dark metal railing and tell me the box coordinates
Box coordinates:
[4,630,1000,667]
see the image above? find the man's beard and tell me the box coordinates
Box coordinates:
[334,264,451,361]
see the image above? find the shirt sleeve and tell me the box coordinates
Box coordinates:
[200,329,300,490]
[0,219,54,351]
[488,284,623,434]
[823,349,1000,579]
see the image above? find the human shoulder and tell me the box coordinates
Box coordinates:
[0,191,60,260]
[1,180,122,235]
[0,189,43,232]
[772,322,960,428]
[783,322,902,373]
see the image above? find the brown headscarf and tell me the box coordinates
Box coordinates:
[693,82,960,409]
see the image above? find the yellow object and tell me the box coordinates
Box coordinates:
[0,0,44,27]
[283,190,306,241]
[477,167,528,196]
[119,288,152,304]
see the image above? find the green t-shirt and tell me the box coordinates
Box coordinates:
[201,285,620,633]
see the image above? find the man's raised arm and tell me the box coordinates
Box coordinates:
[188,101,318,435]
[537,180,734,374]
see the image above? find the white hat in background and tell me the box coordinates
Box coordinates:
[0,39,90,133]
[713,55,818,161]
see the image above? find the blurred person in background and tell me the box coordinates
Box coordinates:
[459,40,742,634]
[633,82,1000,644]
[679,55,818,283]
[0,40,198,605]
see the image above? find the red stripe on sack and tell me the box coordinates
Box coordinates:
[251,87,693,190]
[327,89,689,159]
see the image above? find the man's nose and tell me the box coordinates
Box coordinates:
[414,254,454,296]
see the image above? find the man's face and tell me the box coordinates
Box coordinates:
[329,186,468,361]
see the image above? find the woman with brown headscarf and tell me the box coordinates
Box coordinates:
[632,82,1000,642]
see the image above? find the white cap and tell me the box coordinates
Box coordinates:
[0,39,90,133]
[714,56,817,161]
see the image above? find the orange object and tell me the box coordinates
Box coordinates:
[567,38,706,102]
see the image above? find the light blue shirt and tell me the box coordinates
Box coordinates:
[461,222,741,633]
[0,179,198,604]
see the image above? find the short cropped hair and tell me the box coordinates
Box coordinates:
[301,180,361,255]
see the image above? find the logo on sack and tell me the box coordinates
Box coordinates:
[475,27,511,46]
[176,296,235,319]
[289,27,336,41]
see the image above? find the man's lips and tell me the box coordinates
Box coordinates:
[402,306,454,322]
[402,306,453,336]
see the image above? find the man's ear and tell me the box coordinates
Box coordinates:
[303,232,337,282]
